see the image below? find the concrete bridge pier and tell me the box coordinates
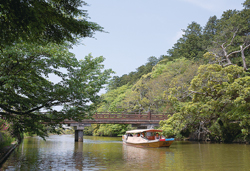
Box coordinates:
[69,123,91,142]
[146,124,157,129]
[75,130,84,142]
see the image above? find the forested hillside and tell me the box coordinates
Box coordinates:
[87,0,250,142]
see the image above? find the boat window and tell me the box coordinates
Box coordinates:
[147,132,152,136]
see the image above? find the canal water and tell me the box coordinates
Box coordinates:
[1,135,250,171]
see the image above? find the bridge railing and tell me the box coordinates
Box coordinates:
[93,112,171,120]
[151,114,170,120]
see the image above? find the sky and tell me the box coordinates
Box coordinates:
[71,0,245,77]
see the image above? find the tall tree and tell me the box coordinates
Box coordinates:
[0,42,113,140]
[207,7,250,70]
[203,16,218,48]
[168,22,205,60]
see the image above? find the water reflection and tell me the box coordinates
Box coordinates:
[73,142,83,170]
[1,135,250,171]
[122,145,174,170]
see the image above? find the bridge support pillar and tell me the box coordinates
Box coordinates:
[69,123,91,142]
[147,125,156,129]
[75,130,84,142]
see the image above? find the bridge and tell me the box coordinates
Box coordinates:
[64,111,171,142]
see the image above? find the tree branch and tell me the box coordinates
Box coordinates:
[226,29,238,48]
[227,50,241,58]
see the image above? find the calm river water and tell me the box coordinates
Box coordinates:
[1,135,250,171]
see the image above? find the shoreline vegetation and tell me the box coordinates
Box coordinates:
[83,124,250,144]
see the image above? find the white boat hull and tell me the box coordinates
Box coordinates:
[122,136,174,148]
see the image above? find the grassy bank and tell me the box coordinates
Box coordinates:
[0,132,16,149]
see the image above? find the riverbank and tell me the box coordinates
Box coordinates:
[0,129,18,166]
[0,142,17,166]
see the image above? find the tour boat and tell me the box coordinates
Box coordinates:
[122,129,174,148]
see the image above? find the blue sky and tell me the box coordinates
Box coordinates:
[71,0,245,77]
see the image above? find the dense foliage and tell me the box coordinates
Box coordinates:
[0,0,112,141]
[161,65,250,142]
[84,124,132,137]
[0,119,15,148]
[107,56,162,91]
[0,42,112,140]
[0,0,103,46]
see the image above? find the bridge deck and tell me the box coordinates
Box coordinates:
[64,112,171,124]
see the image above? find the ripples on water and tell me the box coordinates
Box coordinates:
[1,135,250,171]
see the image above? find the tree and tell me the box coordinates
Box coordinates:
[115,58,200,114]
[95,124,130,136]
[167,22,205,60]
[0,0,103,46]
[147,56,159,66]
[243,0,250,8]
[206,7,250,70]
[97,84,130,112]
[161,64,250,142]
[107,56,160,91]
[0,42,113,140]
[206,29,250,70]
[203,16,218,48]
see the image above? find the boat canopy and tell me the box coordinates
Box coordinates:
[126,129,163,134]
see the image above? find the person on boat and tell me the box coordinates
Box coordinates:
[155,133,160,139]
[137,133,140,137]
[141,133,145,138]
